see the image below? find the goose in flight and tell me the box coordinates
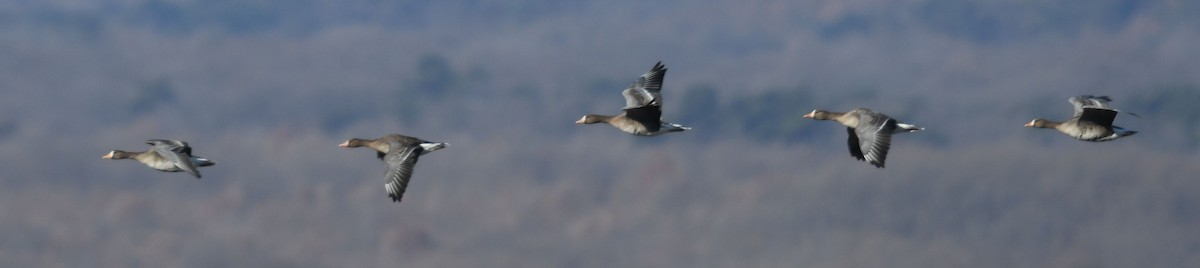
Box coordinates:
[102,139,214,178]
[342,134,448,203]
[805,109,923,168]
[1025,95,1138,142]
[576,61,690,136]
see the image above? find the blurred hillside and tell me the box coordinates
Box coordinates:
[1,0,1198,267]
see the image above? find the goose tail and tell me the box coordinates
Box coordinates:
[895,123,924,133]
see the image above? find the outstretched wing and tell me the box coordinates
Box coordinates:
[620,61,667,109]
[853,115,896,168]
[1069,95,1141,118]
[1069,95,1113,117]
[148,140,201,178]
[384,145,424,203]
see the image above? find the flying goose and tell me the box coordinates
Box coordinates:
[804,108,923,168]
[1025,95,1137,142]
[339,134,448,160]
[341,134,448,203]
[101,139,214,178]
[576,61,690,136]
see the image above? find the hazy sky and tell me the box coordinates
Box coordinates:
[1,1,1198,267]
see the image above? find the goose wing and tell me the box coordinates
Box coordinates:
[845,127,866,161]
[1078,107,1119,127]
[383,144,424,203]
[147,139,201,178]
[620,61,667,109]
[853,114,897,168]
[1069,95,1138,118]
[171,140,195,156]
[622,105,663,133]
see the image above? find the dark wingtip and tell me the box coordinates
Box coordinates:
[186,168,202,179]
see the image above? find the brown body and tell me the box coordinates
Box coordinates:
[576,114,672,136]
[339,134,445,160]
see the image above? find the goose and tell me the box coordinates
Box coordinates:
[576,61,690,136]
[341,134,448,203]
[381,135,448,203]
[804,108,923,168]
[1025,95,1138,142]
[101,139,214,178]
[339,134,448,160]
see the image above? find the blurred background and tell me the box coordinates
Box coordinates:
[1,0,1198,267]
